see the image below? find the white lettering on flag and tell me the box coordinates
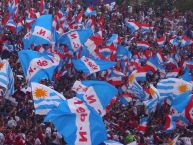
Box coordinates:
[68,98,91,145]
[68,31,81,51]
[81,56,100,73]
[32,26,52,42]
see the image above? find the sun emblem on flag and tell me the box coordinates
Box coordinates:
[178,84,188,94]
[128,73,135,84]
[149,87,155,96]
[0,63,4,71]
[33,88,47,99]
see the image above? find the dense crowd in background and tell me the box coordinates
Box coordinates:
[0,0,193,145]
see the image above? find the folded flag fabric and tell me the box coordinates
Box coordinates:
[18,50,60,84]
[72,80,118,116]
[31,82,66,115]
[72,56,116,74]
[44,97,107,145]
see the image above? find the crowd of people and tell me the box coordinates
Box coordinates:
[0,0,193,145]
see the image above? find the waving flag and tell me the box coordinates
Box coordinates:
[166,68,181,78]
[86,18,95,31]
[181,68,192,82]
[29,15,53,46]
[106,34,121,46]
[128,71,146,100]
[58,29,93,52]
[40,0,46,15]
[106,69,125,86]
[76,11,83,23]
[172,92,192,113]
[140,23,151,33]
[84,6,97,16]
[117,45,132,60]
[164,115,176,132]
[136,41,150,49]
[143,98,158,114]
[118,93,134,105]
[82,33,103,58]
[157,78,193,101]
[72,80,118,116]
[169,107,190,127]
[8,0,19,14]
[22,31,32,49]
[170,36,180,46]
[6,16,17,33]
[143,84,160,113]
[135,66,149,81]
[157,36,166,47]
[44,97,107,145]
[31,82,66,115]
[185,95,193,123]
[125,20,140,33]
[98,45,117,61]
[180,36,193,47]
[137,116,149,134]
[146,56,159,73]
[16,22,24,34]
[0,59,15,102]
[25,17,36,26]
[18,50,60,84]
[183,60,193,70]
[72,56,116,74]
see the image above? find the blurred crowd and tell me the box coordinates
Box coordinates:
[0,0,193,145]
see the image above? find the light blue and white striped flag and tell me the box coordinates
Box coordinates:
[0,59,15,102]
[157,78,193,101]
[31,82,66,115]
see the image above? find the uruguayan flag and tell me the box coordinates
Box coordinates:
[58,29,93,52]
[44,97,107,145]
[157,78,193,101]
[72,80,118,116]
[128,71,146,100]
[31,82,66,115]
[72,56,116,74]
[18,50,60,84]
[0,59,15,102]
